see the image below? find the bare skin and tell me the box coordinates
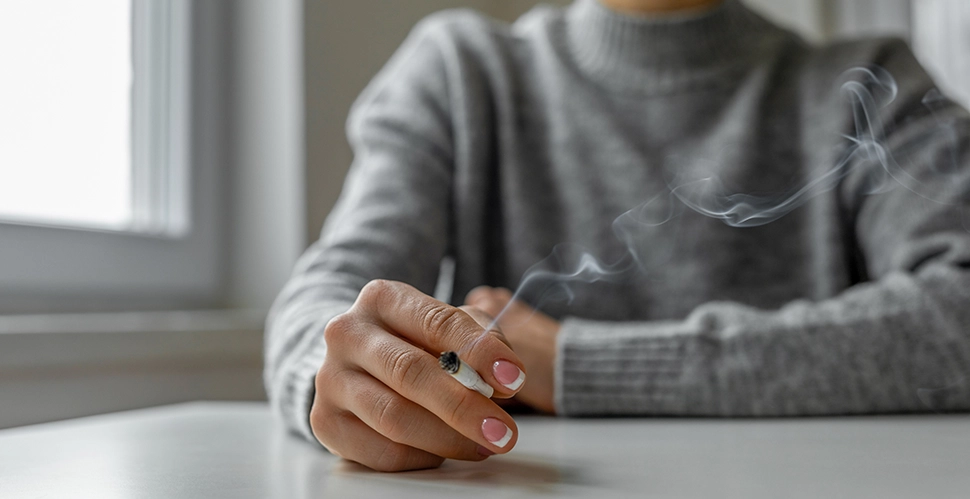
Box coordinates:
[312,280,527,471]
[599,0,723,15]
[465,287,561,414]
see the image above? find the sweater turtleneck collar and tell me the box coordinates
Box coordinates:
[564,0,784,93]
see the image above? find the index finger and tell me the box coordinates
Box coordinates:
[355,280,526,397]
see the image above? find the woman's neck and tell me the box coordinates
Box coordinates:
[597,0,723,15]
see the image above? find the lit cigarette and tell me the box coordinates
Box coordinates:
[438,351,494,398]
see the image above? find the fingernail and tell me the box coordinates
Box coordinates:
[482,418,513,448]
[477,445,495,457]
[492,360,526,391]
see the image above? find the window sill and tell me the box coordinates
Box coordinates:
[0,309,266,371]
[0,309,268,429]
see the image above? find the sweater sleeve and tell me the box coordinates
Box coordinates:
[264,20,456,441]
[555,42,970,417]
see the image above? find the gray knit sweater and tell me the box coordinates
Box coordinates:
[266,0,970,441]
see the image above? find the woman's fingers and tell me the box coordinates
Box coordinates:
[312,409,444,472]
[466,286,561,414]
[338,369,488,461]
[353,280,527,399]
[312,279,534,470]
[457,305,527,397]
[456,305,508,348]
[346,324,520,454]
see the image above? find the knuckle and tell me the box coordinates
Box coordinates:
[421,305,464,346]
[484,328,511,349]
[482,327,505,342]
[385,347,426,389]
[371,393,410,442]
[358,279,395,306]
[323,312,356,346]
[442,387,475,424]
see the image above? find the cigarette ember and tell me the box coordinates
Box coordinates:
[438,351,460,374]
[438,351,494,398]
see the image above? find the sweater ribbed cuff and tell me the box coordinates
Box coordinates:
[555,317,712,416]
[267,300,354,444]
[278,337,330,443]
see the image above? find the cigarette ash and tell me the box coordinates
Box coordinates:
[439,351,460,374]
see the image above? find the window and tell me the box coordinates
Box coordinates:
[0,2,133,230]
[0,0,189,236]
[0,0,300,429]
[912,0,970,110]
[0,0,226,313]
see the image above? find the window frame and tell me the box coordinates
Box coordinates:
[131,0,192,236]
[0,0,229,313]
[911,0,970,111]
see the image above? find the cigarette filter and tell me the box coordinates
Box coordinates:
[438,351,494,398]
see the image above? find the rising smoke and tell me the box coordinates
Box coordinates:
[473,65,966,338]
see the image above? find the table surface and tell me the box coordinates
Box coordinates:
[1,402,968,499]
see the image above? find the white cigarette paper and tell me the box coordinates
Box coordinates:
[438,351,494,398]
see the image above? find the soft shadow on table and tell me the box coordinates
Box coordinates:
[332,454,599,493]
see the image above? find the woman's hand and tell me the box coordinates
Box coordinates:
[311,280,527,472]
[465,287,561,414]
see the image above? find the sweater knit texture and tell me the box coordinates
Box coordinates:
[266,0,970,442]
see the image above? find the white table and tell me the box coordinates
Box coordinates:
[1,402,968,498]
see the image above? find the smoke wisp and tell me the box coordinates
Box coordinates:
[467,66,966,348]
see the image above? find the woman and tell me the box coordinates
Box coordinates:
[266,0,970,471]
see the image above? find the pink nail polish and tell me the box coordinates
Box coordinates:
[492,360,526,391]
[482,418,513,448]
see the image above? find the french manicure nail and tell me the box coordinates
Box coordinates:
[493,360,526,391]
[482,418,513,448]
